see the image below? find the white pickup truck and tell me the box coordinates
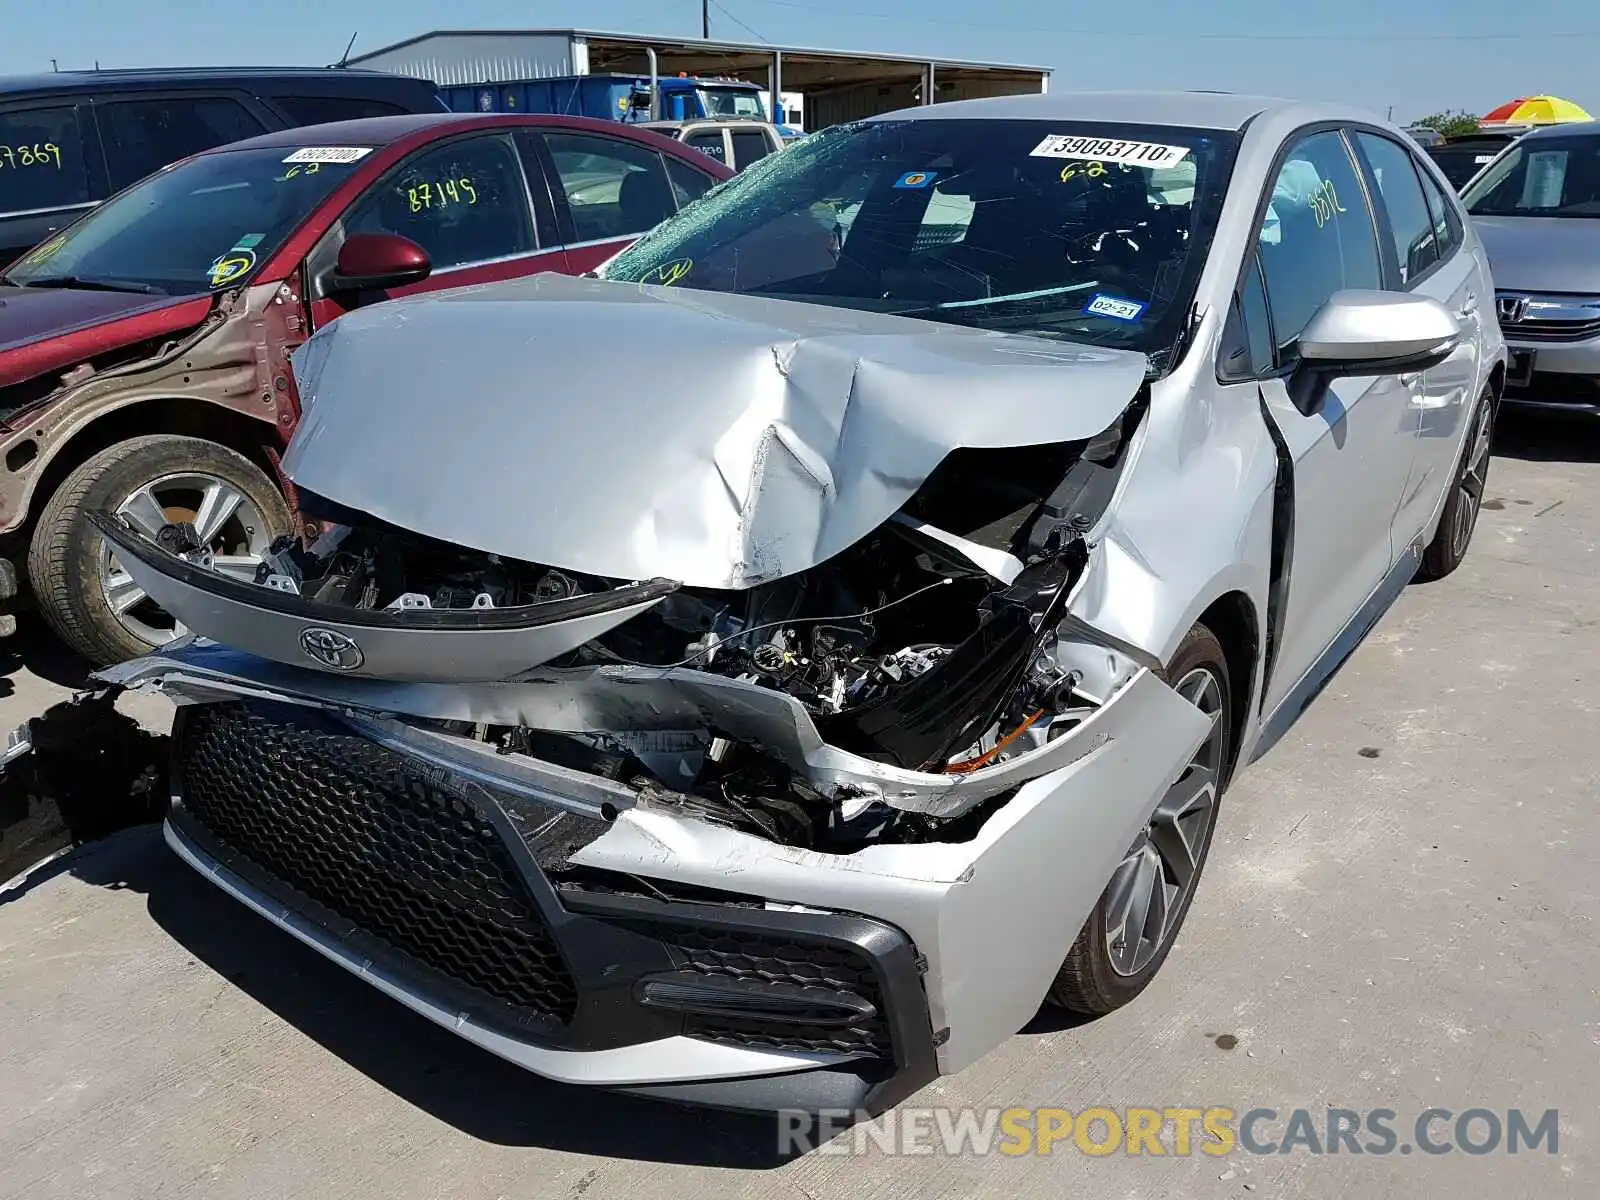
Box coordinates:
[637,120,787,172]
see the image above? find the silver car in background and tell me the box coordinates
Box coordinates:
[87,91,1502,1114]
[1464,121,1600,412]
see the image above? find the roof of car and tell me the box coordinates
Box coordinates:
[201,111,709,155]
[880,89,1370,132]
[0,66,415,96]
[1516,120,1600,142]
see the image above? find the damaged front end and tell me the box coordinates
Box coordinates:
[68,284,1217,1111]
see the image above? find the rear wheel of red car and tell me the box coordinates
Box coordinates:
[1046,623,1232,1016]
[28,435,291,666]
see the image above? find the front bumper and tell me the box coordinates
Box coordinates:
[164,700,938,1114]
[122,641,1208,1105]
[1501,330,1600,412]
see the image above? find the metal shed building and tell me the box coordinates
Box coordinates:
[343,29,1050,131]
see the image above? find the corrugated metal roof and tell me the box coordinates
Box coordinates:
[346,28,1052,77]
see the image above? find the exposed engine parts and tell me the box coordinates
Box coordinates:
[136,400,1149,854]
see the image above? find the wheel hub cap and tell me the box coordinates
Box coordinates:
[98,471,271,648]
[1104,665,1224,977]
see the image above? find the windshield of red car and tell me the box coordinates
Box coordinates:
[3,144,373,294]
[1463,135,1600,217]
[601,118,1239,360]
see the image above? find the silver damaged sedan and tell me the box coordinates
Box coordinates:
[86,91,1505,1114]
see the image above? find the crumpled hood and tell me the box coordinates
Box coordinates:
[286,274,1148,588]
[1472,215,1600,293]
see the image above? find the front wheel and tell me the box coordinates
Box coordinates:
[1047,623,1232,1015]
[1416,387,1496,582]
[28,434,291,665]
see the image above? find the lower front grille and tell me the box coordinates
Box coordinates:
[1502,319,1600,342]
[1505,371,1600,405]
[620,920,895,1057]
[176,703,578,1025]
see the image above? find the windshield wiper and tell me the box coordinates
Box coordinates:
[21,275,162,294]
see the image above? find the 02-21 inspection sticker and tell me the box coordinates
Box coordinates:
[1086,293,1146,321]
[1030,135,1190,168]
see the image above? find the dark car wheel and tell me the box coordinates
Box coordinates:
[28,434,291,666]
[1416,387,1496,583]
[1047,622,1232,1015]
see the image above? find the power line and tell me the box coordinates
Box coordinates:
[748,0,1600,42]
[710,0,772,44]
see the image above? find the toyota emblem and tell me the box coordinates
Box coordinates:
[299,627,364,671]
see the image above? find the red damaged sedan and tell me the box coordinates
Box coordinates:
[0,112,729,663]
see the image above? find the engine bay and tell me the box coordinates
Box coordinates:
[146,404,1146,853]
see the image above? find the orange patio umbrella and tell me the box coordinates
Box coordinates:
[1481,96,1592,126]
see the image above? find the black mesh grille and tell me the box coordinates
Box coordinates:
[625,922,893,1057]
[177,704,578,1024]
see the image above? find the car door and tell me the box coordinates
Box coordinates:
[729,128,776,172]
[1349,131,1481,546]
[305,130,565,330]
[0,99,104,266]
[681,127,730,169]
[1410,154,1485,520]
[1250,128,1420,718]
[530,130,696,273]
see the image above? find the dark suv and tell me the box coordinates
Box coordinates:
[0,68,447,267]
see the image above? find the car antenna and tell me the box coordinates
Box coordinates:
[335,31,358,68]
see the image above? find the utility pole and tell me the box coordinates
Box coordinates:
[703,0,710,38]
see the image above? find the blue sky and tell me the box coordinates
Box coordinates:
[8,0,1600,123]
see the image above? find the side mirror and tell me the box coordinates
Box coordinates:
[325,233,431,301]
[1289,290,1460,415]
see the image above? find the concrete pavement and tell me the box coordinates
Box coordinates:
[1,411,1596,1199]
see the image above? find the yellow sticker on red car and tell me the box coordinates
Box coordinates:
[207,249,256,289]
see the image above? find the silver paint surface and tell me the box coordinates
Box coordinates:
[98,91,1508,1091]
[286,273,1149,588]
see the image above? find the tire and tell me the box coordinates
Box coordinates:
[1416,387,1497,582]
[28,434,291,666]
[1047,623,1232,1015]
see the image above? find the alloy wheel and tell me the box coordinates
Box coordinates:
[1103,665,1225,977]
[1450,397,1494,559]
[97,471,272,647]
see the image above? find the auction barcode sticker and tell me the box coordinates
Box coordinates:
[1030,135,1190,168]
[282,147,374,164]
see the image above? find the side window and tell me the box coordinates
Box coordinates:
[683,131,727,165]
[343,133,536,271]
[1220,253,1276,380]
[1356,132,1439,285]
[1414,162,1462,262]
[544,133,678,242]
[729,130,774,170]
[272,96,408,125]
[0,105,94,214]
[664,155,715,207]
[98,97,267,190]
[1256,130,1382,355]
